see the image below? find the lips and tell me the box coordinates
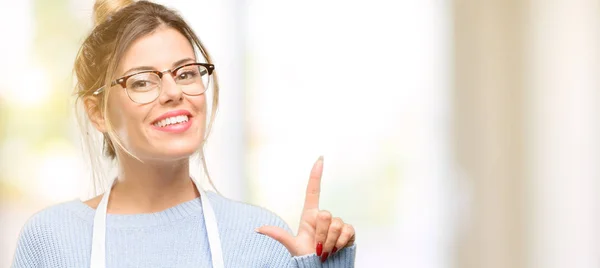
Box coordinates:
[153,115,189,128]
[150,109,194,133]
[151,109,192,126]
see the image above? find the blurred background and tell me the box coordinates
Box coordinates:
[0,0,599,267]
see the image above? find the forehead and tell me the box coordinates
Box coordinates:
[118,26,195,73]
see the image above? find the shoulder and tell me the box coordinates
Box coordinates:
[15,200,91,248]
[12,200,92,267]
[20,199,91,232]
[206,192,291,230]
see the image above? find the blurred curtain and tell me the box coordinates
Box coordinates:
[527,0,600,267]
[453,0,600,268]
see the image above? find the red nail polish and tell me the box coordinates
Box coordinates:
[316,243,323,256]
[321,252,329,263]
[332,247,338,254]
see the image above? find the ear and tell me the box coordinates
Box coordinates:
[83,95,107,133]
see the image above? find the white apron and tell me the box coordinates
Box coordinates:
[89,178,225,268]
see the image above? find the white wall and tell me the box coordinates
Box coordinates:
[244,1,453,267]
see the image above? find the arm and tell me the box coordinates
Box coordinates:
[12,219,44,268]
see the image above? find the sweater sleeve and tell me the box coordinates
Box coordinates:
[292,244,357,268]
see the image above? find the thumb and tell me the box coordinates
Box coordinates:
[256,226,295,250]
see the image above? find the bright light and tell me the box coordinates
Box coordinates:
[3,66,52,107]
[35,142,84,202]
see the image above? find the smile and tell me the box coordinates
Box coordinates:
[150,109,193,133]
[153,115,189,128]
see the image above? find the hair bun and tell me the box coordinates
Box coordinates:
[93,0,135,26]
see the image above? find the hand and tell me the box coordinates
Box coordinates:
[256,156,356,263]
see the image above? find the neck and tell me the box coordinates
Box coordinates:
[108,153,200,214]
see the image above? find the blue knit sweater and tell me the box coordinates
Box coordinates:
[11,191,356,267]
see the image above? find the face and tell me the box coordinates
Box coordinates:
[104,26,207,162]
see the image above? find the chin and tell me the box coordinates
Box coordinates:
[157,144,200,160]
[141,126,204,160]
[134,139,200,162]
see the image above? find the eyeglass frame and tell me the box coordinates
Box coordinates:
[92,62,215,102]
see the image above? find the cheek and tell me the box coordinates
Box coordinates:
[194,96,209,127]
[195,94,208,116]
[105,93,123,130]
[106,90,143,135]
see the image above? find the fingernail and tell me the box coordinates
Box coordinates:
[332,247,338,254]
[316,242,323,256]
[318,155,324,162]
[254,228,261,233]
[321,252,329,263]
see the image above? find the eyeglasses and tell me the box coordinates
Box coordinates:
[93,63,214,104]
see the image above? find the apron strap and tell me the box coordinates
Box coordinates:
[90,179,114,268]
[89,177,224,268]
[196,178,225,268]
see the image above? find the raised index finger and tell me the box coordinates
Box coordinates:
[303,156,324,211]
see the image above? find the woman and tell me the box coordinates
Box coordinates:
[11,0,356,267]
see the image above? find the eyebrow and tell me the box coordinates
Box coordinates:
[121,57,196,76]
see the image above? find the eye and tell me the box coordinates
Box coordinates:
[127,79,159,92]
[177,69,199,81]
[131,80,149,88]
[127,74,159,92]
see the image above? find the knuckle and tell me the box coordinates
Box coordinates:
[331,219,344,232]
[316,232,328,241]
[330,228,342,237]
[318,210,332,221]
[309,188,320,195]
[344,224,355,233]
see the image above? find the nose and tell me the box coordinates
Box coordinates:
[157,72,183,105]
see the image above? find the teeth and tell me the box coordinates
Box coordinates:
[154,115,189,127]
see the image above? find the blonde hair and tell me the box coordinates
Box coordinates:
[73,0,220,195]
